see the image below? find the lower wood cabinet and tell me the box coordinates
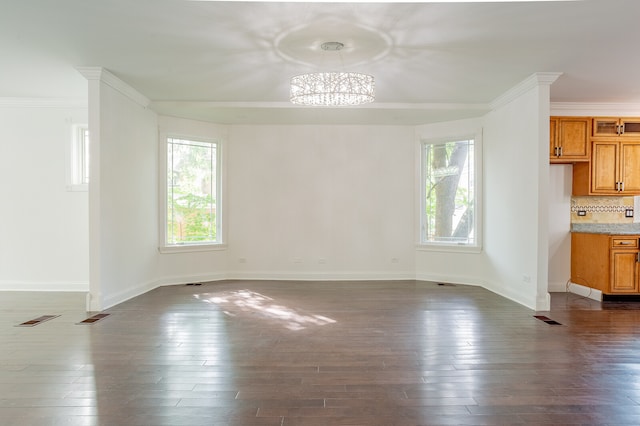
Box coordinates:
[611,250,639,293]
[571,233,640,294]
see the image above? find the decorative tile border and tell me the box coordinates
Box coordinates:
[570,205,628,213]
[571,196,635,224]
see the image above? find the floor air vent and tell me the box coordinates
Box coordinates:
[534,315,562,325]
[16,315,60,327]
[77,313,110,325]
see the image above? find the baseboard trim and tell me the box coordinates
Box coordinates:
[155,272,228,287]
[566,281,602,301]
[8,272,557,312]
[101,279,159,311]
[415,272,537,309]
[224,271,416,282]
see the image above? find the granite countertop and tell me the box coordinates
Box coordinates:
[571,223,640,235]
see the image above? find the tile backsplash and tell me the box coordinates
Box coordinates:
[571,196,636,224]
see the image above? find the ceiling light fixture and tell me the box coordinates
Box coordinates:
[289,42,375,107]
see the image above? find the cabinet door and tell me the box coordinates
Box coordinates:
[610,251,639,293]
[591,141,619,193]
[593,117,621,137]
[621,118,640,138]
[557,118,589,160]
[620,142,640,193]
[549,118,558,159]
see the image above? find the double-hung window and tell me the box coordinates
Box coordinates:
[161,136,222,252]
[420,136,481,251]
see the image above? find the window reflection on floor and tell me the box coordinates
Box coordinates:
[194,290,336,331]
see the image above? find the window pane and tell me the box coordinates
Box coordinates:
[423,139,475,245]
[81,128,90,184]
[167,138,217,245]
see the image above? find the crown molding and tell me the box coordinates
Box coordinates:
[76,67,150,108]
[551,102,640,115]
[150,100,491,111]
[0,97,87,108]
[490,72,562,110]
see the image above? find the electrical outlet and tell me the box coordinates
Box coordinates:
[577,210,587,216]
[626,209,634,218]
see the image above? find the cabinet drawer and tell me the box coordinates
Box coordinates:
[611,237,639,248]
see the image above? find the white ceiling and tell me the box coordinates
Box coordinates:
[1,0,639,125]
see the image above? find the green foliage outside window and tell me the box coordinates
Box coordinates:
[167,138,217,244]
[423,139,475,244]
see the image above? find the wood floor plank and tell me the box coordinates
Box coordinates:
[2,281,640,425]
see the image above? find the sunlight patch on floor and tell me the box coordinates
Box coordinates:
[195,290,336,331]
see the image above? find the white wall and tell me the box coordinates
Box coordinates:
[482,76,552,310]
[85,70,159,310]
[548,164,572,291]
[2,72,562,313]
[226,124,416,280]
[0,102,89,291]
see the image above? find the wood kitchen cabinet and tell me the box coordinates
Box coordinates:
[572,233,640,294]
[610,237,639,293]
[590,140,640,194]
[593,117,640,138]
[549,116,590,163]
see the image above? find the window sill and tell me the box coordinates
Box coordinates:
[159,243,227,254]
[416,243,482,254]
[66,184,88,192]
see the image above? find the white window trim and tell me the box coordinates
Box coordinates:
[158,134,226,253]
[417,131,483,253]
[66,123,89,192]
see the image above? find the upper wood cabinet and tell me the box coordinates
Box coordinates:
[549,117,590,163]
[590,140,640,194]
[593,117,640,138]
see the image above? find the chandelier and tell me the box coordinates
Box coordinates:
[289,42,375,107]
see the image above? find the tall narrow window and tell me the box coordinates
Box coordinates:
[76,126,90,185]
[67,124,89,191]
[166,137,219,246]
[421,137,479,248]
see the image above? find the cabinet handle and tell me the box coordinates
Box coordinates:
[554,146,558,156]
[620,123,625,135]
[619,241,633,245]
[559,146,562,156]
[616,182,620,191]
[621,181,625,192]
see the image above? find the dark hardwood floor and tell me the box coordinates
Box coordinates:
[2,280,640,425]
